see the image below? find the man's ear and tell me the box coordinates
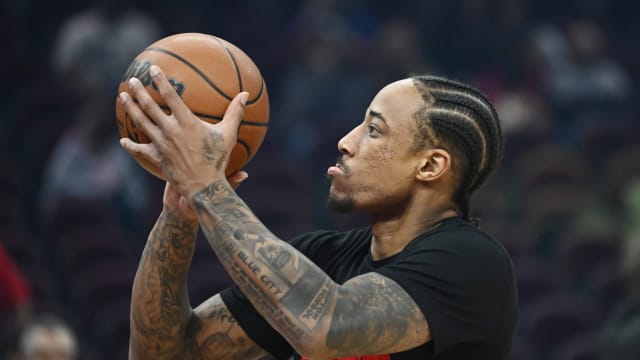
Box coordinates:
[416,148,451,182]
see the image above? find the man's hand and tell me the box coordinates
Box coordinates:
[163,182,197,222]
[162,171,249,223]
[119,64,248,199]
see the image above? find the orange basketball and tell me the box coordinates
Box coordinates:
[115,33,269,179]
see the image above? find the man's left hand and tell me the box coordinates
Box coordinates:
[119,64,248,199]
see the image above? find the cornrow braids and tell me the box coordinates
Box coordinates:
[411,75,503,221]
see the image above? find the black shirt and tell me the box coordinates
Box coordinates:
[220,216,518,359]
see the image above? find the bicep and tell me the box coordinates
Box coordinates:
[189,294,271,360]
[325,272,431,357]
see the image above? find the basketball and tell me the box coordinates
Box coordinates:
[115,33,269,179]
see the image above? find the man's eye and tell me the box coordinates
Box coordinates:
[368,124,380,136]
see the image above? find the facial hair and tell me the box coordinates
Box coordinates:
[326,193,354,213]
[326,156,353,213]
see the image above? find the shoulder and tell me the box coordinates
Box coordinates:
[377,219,518,356]
[410,218,511,266]
[391,218,515,294]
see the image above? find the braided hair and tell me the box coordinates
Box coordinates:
[411,75,503,221]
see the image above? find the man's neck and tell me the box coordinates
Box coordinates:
[370,207,458,261]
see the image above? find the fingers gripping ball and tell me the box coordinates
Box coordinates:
[115,33,269,179]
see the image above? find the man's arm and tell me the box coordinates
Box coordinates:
[120,67,431,358]
[129,185,269,360]
[191,181,431,359]
[190,294,274,359]
[129,207,196,358]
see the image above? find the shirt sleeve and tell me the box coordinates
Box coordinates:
[374,228,515,357]
[218,230,338,359]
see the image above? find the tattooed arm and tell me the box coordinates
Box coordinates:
[129,206,197,358]
[129,184,270,360]
[191,181,431,359]
[120,66,429,358]
[189,294,276,359]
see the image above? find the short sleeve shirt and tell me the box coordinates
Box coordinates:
[220,216,518,359]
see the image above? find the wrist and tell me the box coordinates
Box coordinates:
[161,206,199,229]
[190,176,230,198]
[183,174,227,200]
[188,177,232,210]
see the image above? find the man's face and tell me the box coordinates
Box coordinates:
[327,79,425,214]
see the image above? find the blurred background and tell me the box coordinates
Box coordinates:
[1,0,639,359]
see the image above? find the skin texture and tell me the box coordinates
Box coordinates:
[122,66,463,359]
[129,182,271,360]
[189,180,430,359]
[328,80,427,216]
[129,205,197,359]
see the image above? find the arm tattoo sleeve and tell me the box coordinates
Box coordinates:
[327,273,430,357]
[188,294,271,359]
[130,208,198,358]
[130,208,273,360]
[191,181,431,358]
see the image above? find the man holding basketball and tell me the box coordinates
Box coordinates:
[121,65,517,359]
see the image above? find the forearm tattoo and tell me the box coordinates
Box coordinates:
[193,182,333,345]
[188,298,270,359]
[327,273,429,357]
[192,181,429,357]
[130,208,197,358]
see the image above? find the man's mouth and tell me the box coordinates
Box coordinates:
[327,164,344,176]
[337,157,348,171]
[327,157,347,176]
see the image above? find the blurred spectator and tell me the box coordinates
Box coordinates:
[51,0,161,97]
[619,178,640,298]
[533,19,632,131]
[597,166,640,360]
[494,87,551,140]
[0,243,31,359]
[0,243,31,316]
[536,19,632,102]
[37,96,148,221]
[38,1,163,234]
[17,314,78,360]
[271,1,377,166]
[370,18,434,84]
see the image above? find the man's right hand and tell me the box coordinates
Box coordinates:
[163,181,198,222]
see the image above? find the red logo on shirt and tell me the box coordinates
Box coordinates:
[301,355,390,360]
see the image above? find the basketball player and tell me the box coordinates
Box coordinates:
[120,65,517,359]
